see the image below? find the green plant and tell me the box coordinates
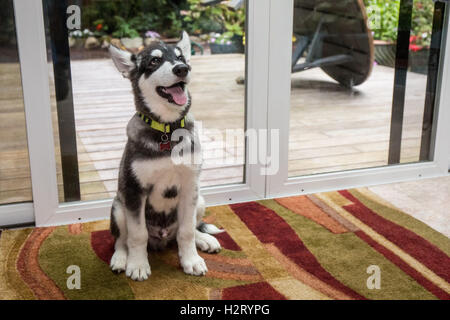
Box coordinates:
[183,0,245,39]
[364,0,400,42]
[411,0,434,47]
[127,13,159,34]
[182,0,224,34]
[364,0,435,48]
[111,16,140,38]
[81,0,187,38]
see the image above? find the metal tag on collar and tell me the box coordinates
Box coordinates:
[159,125,171,151]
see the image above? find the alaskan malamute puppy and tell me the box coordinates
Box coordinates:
[108,32,223,281]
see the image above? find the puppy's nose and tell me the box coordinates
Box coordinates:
[172,64,189,78]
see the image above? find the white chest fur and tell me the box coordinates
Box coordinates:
[131,157,199,213]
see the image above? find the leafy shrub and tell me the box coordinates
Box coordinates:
[81,0,187,38]
[79,0,247,41]
[111,16,140,38]
[411,0,434,47]
[364,0,400,42]
[182,0,245,42]
[364,0,436,48]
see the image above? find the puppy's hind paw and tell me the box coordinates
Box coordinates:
[110,250,127,273]
[196,232,221,253]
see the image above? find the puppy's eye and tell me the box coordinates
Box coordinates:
[150,57,161,66]
[177,55,186,63]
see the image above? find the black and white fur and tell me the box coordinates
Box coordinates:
[108,32,223,281]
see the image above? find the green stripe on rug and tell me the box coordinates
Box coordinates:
[0,228,35,300]
[38,227,134,300]
[127,251,256,299]
[258,199,436,300]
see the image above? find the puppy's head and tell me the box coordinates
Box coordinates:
[109,31,192,123]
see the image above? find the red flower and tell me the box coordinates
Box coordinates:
[96,23,103,31]
[410,44,422,52]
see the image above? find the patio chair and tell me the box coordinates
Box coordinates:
[292,0,374,87]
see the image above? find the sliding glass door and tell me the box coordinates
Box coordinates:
[11,0,270,226]
[3,0,449,227]
[266,0,450,197]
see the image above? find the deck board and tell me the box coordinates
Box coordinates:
[0,53,428,204]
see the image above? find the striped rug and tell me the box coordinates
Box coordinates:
[0,188,449,300]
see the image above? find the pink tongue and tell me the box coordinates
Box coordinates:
[166,86,187,106]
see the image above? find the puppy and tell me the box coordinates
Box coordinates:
[108,32,223,281]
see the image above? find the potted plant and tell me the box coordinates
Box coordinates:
[364,0,434,73]
[364,0,399,67]
[112,16,143,52]
[144,30,161,47]
[68,29,94,48]
[183,0,245,54]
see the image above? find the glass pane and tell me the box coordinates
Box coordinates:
[288,0,444,177]
[0,0,32,204]
[43,0,247,202]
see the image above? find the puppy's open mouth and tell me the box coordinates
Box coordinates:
[156,82,187,106]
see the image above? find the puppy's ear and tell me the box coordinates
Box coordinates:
[177,31,191,63]
[109,45,135,78]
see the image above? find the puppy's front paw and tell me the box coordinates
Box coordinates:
[180,254,207,276]
[125,257,151,281]
[196,233,221,253]
[110,249,127,273]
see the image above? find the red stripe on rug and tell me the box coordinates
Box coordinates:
[355,230,450,300]
[222,282,286,300]
[230,202,366,300]
[16,228,65,300]
[91,230,115,264]
[339,190,450,282]
[214,232,242,251]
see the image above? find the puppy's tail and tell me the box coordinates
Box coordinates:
[197,222,225,235]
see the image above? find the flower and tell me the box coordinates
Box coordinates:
[70,30,83,38]
[96,23,103,31]
[409,35,423,52]
[145,31,161,39]
[410,44,423,52]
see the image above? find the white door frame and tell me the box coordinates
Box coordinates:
[11,0,271,227]
[265,0,450,199]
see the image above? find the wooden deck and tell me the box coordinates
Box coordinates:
[0,63,32,204]
[0,53,428,204]
[288,60,427,176]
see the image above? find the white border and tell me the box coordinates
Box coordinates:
[10,0,271,227]
[266,0,450,199]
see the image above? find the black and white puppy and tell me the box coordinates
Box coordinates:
[108,32,223,281]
